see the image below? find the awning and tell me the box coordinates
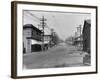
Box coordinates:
[31,40,49,45]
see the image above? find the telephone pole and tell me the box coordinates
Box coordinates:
[76,25,82,49]
[76,25,82,37]
[40,16,47,51]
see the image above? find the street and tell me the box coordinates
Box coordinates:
[23,43,88,69]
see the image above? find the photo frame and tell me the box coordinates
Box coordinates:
[11,1,98,78]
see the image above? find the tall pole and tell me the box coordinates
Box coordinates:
[40,16,47,51]
[76,25,82,49]
[79,25,81,39]
[77,25,82,48]
[79,25,82,50]
[79,25,82,45]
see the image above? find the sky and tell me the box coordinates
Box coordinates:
[23,10,91,41]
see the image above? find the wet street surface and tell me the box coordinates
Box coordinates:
[23,43,90,69]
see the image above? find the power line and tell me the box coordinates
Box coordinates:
[25,11,40,21]
[24,12,40,23]
[25,11,51,34]
[45,24,51,30]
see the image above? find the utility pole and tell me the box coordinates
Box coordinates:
[40,16,47,51]
[79,25,82,50]
[79,25,82,39]
[76,25,82,49]
[77,25,82,38]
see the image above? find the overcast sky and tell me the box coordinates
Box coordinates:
[23,10,91,41]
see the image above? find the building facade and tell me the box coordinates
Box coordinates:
[43,35,52,50]
[23,24,42,53]
[73,35,83,50]
[82,20,91,53]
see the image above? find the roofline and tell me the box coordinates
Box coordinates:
[23,24,42,33]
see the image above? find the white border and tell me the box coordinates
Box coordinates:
[17,3,96,76]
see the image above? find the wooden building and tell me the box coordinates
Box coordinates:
[23,24,42,53]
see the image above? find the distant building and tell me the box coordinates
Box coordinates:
[23,24,42,53]
[73,35,83,48]
[65,36,74,45]
[44,35,51,43]
[82,20,91,53]
[43,35,52,50]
